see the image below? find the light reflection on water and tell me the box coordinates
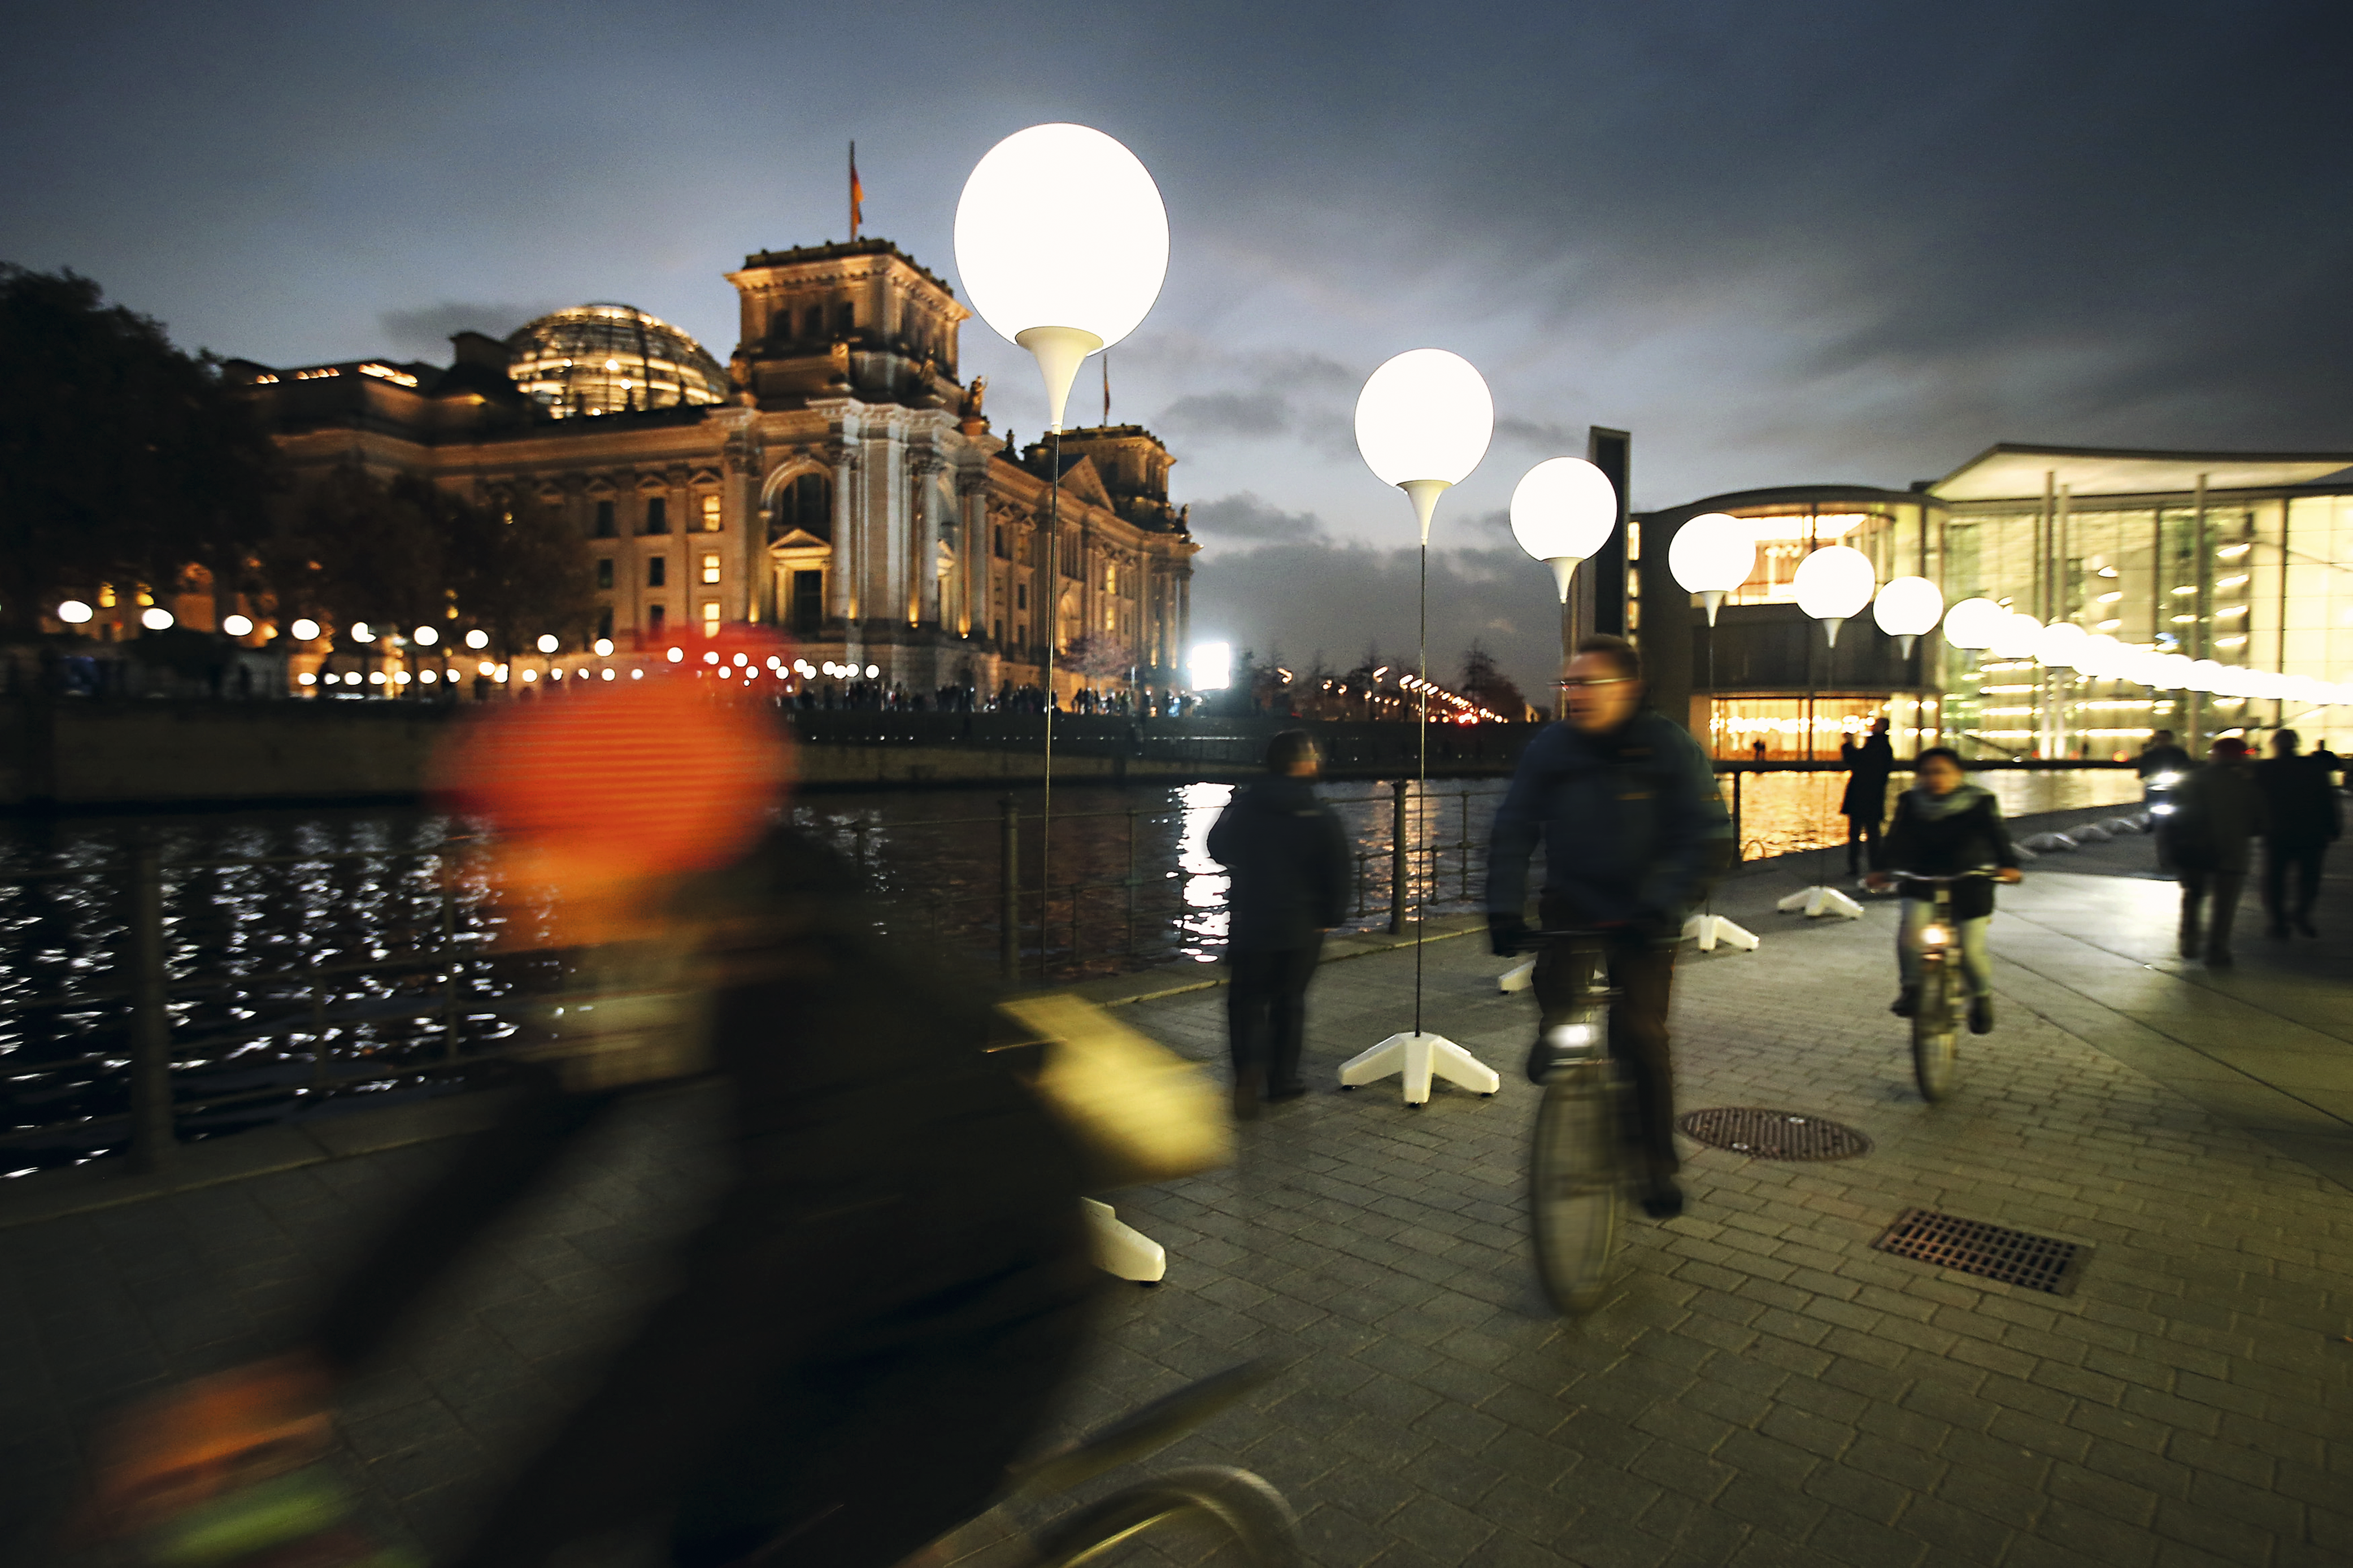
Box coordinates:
[0,764,2138,1166]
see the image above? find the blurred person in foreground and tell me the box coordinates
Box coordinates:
[2255,729,2340,939]
[1863,748,2023,1034]
[84,637,1099,1568]
[1839,717,1897,882]
[2164,735,2265,967]
[1207,730,1351,1118]
[1486,634,1730,1220]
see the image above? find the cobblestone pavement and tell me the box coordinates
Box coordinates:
[3,837,2348,1568]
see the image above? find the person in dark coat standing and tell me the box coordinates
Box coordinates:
[1839,717,1897,878]
[2165,736,2265,966]
[1208,730,1351,1117]
[2255,729,2341,939]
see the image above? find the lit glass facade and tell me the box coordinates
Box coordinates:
[506,303,732,418]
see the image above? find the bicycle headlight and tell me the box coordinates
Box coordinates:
[2150,772,2181,789]
[1920,924,1952,947]
[1545,1023,1599,1052]
[2150,802,2176,816]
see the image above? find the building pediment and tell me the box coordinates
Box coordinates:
[767,529,832,554]
[1053,455,1116,511]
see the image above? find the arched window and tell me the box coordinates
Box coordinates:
[769,471,832,543]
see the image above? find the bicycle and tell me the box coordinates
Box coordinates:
[1887,869,1992,1103]
[1510,929,1631,1316]
[927,1362,1303,1568]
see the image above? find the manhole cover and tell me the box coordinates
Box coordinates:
[1872,1209,2091,1295]
[1676,1108,1872,1161]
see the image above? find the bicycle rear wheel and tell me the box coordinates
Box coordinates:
[1529,1065,1622,1314]
[1911,959,1959,1103]
[1031,1465,1303,1568]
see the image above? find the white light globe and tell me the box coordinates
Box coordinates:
[593,637,615,657]
[666,646,684,664]
[350,621,375,642]
[865,664,879,679]
[1355,349,1493,491]
[221,613,255,637]
[1990,612,2043,659]
[1668,513,1756,599]
[2185,659,2222,692]
[1872,576,1944,638]
[290,618,321,641]
[1791,545,1875,623]
[2077,633,2124,677]
[536,634,559,654]
[464,628,489,650]
[411,625,438,646]
[56,599,93,624]
[1509,458,1617,602]
[1189,641,1232,691]
[955,123,1168,432]
[1941,596,2006,650]
[140,607,175,631]
[2034,621,2089,669]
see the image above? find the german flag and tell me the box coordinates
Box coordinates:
[849,141,864,239]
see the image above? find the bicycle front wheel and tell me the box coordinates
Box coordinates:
[1529,1066,1623,1314]
[1031,1466,1303,1568]
[1911,959,1959,1103]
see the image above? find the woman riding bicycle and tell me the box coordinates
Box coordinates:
[1863,747,2021,1035]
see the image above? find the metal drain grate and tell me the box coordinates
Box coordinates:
[1676,1108,1872,1161]
[1872,1209,2091,1295]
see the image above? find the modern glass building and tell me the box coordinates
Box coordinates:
[1639,445,2353,760]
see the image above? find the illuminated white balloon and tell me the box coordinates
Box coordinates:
[1668,513,1755,628]
[1872,576,1943,656]
[464,629,489,650]
[140,607,175,631]
[1354,349,1494,540]
[1791,546,1875,644]
[1990,612,2043,659]
[1940,596,2006,650]
[536,634,559,654]
[221,613,255,637]
[56,599,93,624]
[411,625,439,647]
[955,123,1168,432]
[1508,458,1617,603]
[2034,621,2089,669]
[290,618,321,641]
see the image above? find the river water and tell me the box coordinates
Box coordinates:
[0,766,2138,1170]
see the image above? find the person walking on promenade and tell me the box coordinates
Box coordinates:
[1486,634,1731,1219]
[1864,748,2023,1034]
[2255,729,2341,939]
[1208,730,1351,1118]
[1840,716,1897,880]
[2165,735,2265,966]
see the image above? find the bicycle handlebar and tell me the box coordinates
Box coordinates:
[1889,868,1997,884]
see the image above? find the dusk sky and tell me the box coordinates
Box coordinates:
[7,1,2346,691]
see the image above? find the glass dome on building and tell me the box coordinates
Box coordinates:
[506,303,732,418]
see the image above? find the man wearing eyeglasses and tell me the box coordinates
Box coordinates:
[1486,634,1731,1218]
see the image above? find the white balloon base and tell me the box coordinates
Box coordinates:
[1337,1031,1501,1107]
[1777,886,1865,920]
[1498,957,1537,994]
[1683,913,1762,951]
[1082,1196,1165,1284]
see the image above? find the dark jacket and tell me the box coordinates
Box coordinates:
[2254,755,2342,847]
[1207,776,1352,951]
[1486,709,1731,934]
[2165,760,2265,875]
[2136,743,2193,782]
[1882,784,2019,921]
[1839,731,1896,820]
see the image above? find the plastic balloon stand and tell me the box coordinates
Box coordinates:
[1083,1197,1165,1284]
[1684,913,1762,951]
[1498,957,1537,994]
[1337,1031,1501,1107]
[1777,886,1865,920]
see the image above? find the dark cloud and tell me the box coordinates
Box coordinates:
[377,302,557,361]
[1187,492,1327,542]
[1190,536,1560,695]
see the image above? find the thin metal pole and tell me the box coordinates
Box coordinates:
[441,880,459,1061]
[1124,805,1138,959]
[999,794,1019,983]
[1388,779,1409,935]
[1414,538,1428,1038]
[1041,426,1060,962]
[1732,769,1745,864]
[127,840,174,1173]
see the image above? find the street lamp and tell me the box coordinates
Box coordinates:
[1779,545,1874,921]
[1511,457,1616,720]
[1334,348,1500,1108]
[1872,576,1943,660]
[1669,512,1755,629]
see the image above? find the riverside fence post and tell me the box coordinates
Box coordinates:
[127,839,175,1173]
[998,794,1019,983]
[1388,778,1410,935]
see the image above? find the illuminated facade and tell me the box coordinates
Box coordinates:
[1643,446,2353,759]
[224,238,1197,698]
